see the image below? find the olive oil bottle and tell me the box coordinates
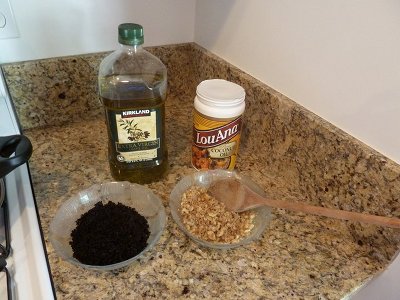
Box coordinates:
[98,23,168,183]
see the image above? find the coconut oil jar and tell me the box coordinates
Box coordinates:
[192,79,246,170]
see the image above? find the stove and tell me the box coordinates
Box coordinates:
[0,71,55,299]
[0,182,12,299]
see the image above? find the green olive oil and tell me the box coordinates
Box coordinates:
[98,24,168,183]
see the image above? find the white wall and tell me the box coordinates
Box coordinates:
[195,0,400,164]
[0,0,196,63]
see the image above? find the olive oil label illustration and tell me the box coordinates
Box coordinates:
[192,111,242,170]
[110,108,161,163]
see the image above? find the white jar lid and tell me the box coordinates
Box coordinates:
[196,79,245,105]
[195,79,246,119]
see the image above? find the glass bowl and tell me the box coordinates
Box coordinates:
[169,170,273,249]
[49,181,166,271]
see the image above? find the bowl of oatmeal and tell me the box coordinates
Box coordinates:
[169,170,273,249]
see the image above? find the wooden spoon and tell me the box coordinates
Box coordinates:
[208,178,400,228]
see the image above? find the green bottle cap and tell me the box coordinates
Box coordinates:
[118,23,144,46]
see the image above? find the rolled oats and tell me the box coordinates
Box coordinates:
[180,186,255,243]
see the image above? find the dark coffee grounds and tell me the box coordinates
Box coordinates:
[70,201,150,266]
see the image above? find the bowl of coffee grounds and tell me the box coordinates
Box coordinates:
[49,181,166,271]
[169,170,273,249]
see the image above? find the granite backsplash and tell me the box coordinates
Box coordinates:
[3,43,400,218]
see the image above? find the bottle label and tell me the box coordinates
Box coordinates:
[108,108,162,163]
[192,110,243,170]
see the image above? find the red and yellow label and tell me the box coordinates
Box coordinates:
[192,110,242,170]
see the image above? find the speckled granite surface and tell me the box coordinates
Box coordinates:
[3,43,400,299]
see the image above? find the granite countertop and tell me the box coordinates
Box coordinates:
[3,43,400,299]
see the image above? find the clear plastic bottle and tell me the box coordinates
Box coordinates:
[98,23,168,183]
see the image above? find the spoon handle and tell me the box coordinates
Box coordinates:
[252,193,400,228]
